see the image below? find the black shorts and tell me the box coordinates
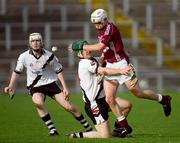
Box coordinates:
[29,82,62,98]
[85,97,109,125]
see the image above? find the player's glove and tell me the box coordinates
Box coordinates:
[72,40,88,51]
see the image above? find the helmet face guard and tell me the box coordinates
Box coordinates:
[91,9,108,24]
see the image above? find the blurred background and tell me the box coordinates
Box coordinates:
[0,0,180,93]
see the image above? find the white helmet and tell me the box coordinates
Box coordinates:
[29,33,43,45]
[90,9,108,24]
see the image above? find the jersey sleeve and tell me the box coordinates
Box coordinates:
[51,56,63,74]
[14,54,25,74]
[87,60,98,74]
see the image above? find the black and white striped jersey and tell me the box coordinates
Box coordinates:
[15,49,63,87]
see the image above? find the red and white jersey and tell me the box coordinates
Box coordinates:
[98,22,128,63]
[78,57,104,103]
[14,49,63,87]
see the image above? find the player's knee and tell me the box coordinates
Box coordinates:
[127,101,132,111]
[33,101,44,109]
[64,104,76,113]
[130,88,143,98]
[105,96,115,105]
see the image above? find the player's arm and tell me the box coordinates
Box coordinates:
[83,42,105,51]
[97,65,132,76]
[4,53,24,99]
[71,40,105,52]
[4,71,20,99]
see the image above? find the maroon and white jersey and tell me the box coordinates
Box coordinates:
[98,22,128,63]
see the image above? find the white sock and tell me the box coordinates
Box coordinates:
[157,94,162,102]
[117,115,125,122]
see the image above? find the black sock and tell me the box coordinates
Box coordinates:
[74,132,83,138]
[75,114,93,132]
[79,132,83,138]
[41,113,57,132]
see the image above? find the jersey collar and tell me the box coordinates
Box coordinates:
[29,49,45,59]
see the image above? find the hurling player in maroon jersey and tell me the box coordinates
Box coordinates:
[71,8,172,135]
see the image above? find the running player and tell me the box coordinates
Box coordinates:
[4,33,92,136]
[71,8,172,132]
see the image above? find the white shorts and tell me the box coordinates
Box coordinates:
[104,59,133,85]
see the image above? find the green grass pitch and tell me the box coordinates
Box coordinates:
[0,91,179,143]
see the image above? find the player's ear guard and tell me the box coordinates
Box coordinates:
[72,40,88,52]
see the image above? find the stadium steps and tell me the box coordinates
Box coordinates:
[79,0,107,10]
[129,23,180,72]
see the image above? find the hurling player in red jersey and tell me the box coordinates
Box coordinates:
[71,8,172,133]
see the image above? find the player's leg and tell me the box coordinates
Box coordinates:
[54,93,92,132]
[125,79,172,116]
[32,92,58,136]
[67,97,111,138]
[103,79,121,116]
[68,121,111,138]
[103,80,130,133]
[112,97,133,135]
[89,121,111,138]
[115,97,132,117]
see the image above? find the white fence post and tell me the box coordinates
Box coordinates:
[10,60,16,72]
[157,73,163,91]
[156,38,163,66]
[22,6,28,32]
[132,57,138,75]
[5,24,11,51]
[83,22,90,41]
[132,21,138,49]
[172,0,178,12]
[68,48,75,67]
[45,23,51,49]
[0,0,6,15]
[85,0,92,13]
[146,4,152,32]
[123,0,130,13]
[108,2,115,22]
[60,6,67,31]
[170,21,176,49]
[38,0,45,14]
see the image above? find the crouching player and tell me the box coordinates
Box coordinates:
[67,42,133,138]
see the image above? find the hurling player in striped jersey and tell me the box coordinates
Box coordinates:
[4,33,93,136]
[67,46,133,138]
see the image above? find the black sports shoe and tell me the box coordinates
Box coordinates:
[66,132,83,138]
[112,127,129,138]
[114,121,133,134]
[67,133,78,138]
[49,130,59,136]
[160,95,172,117]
